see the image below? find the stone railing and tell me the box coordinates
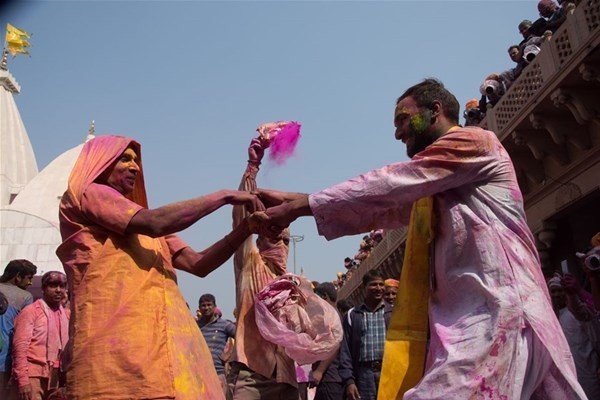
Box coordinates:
[482,1,600,139]
[338,227,407,302]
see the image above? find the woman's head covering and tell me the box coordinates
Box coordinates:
[64,135,148,208]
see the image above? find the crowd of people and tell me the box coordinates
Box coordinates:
[464,0,578,127]
[334,229,384,289]
[0,76,599,400]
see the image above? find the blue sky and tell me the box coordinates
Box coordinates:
[3,0,540,318]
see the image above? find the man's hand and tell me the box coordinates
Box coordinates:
[346,383,361,400]
[256,189,298,208]
[248,137,266,165]
[562,273,581,295]
[246,211,269,234]
[225,190,265,213]
[19,384,32,400]
[265,203,295,231]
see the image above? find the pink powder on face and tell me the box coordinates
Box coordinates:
[268,121,301,165]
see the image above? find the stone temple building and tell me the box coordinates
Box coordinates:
[0,64,93,277]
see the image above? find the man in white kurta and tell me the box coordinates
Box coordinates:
[262,79,587,399]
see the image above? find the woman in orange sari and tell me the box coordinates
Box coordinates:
[56,135,261,400]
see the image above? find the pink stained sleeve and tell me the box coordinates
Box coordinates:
[11,305,36,387]
[309,128,506,240]
[81,183,144,235]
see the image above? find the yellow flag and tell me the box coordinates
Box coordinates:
[7,44,29,56]
[6,23,30,39]
[5,23,31,57]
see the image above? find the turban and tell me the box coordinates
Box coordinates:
[465,99,479,109]
[384,279,399,288]
[547,275,562,289]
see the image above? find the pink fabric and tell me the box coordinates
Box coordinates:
[309,127,586,399]
[254,274,342,365]
[12,300,69,387]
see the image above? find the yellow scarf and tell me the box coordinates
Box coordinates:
[378,196,433,399]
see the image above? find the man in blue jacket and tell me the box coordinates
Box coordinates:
[339,269,392,400]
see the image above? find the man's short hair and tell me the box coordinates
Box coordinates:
[508,45,520,53]
[362,269,384,287]
[198,293,216,306]
[397,78,460,124]
[315,282,337,302]
[0,259,37,283]
[41,271,67,288]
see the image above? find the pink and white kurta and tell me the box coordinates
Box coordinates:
[309,127,587,399]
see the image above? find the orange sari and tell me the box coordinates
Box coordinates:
[56,135,222,399]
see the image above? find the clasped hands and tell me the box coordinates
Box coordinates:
[242,189,306,238]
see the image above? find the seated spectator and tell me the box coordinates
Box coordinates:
[518,19,544,51]
[499,45,529,90]
[344,257,356,270]
[480,74,506,106]
[538,0,569,33]
[12,271,69,400]
[463,98,485,126]
[370,229,384,244]
[520,18,546,42]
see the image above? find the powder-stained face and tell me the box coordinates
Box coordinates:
[384,286,398,305]
[394,96,435,158]
[105,147,140,195]
[42,273,67,308]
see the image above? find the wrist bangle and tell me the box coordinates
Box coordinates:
[248,160,261,166]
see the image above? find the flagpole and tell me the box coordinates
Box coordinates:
[1,49,7,71]
[2,25,7,70]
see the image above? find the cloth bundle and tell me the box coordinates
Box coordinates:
[254,274,343,365]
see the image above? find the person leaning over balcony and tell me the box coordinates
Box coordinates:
[259,78,588,399]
